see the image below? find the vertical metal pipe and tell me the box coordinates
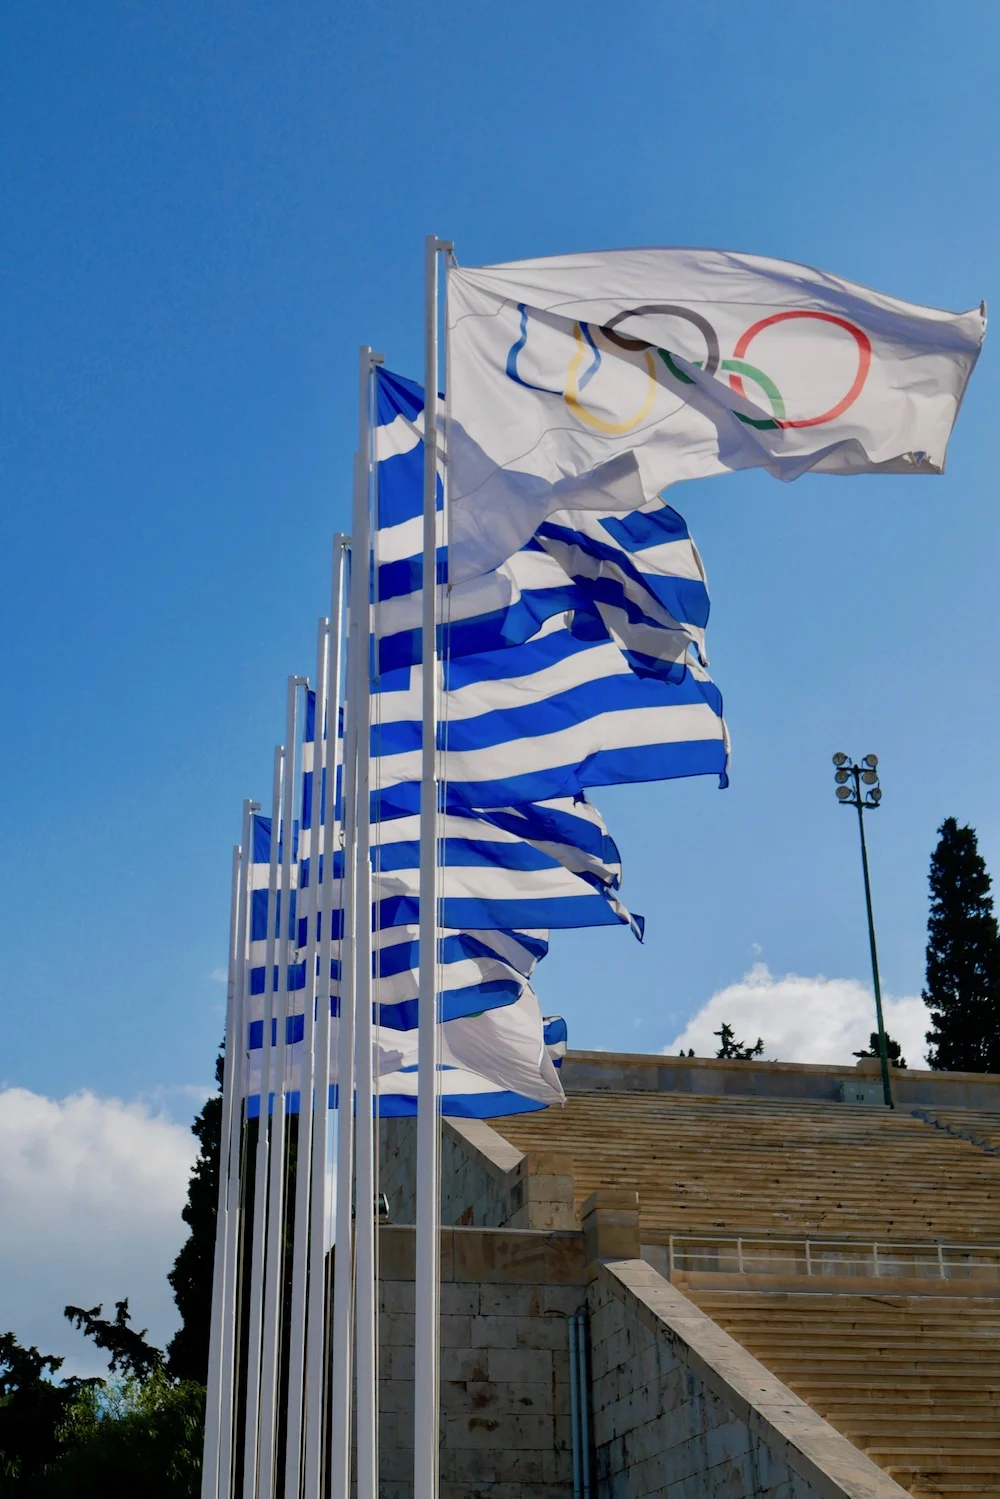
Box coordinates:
[577,1310,592,1499]
[257,678,306,1498]
[303,539,347,1499]
[218,800,258,1499]
[415,235,443,1499]
[353,350,378,1499]
[568,1313,582,1499]
[242,746,285,1499]
[201,817,247,1499]
[284,624,329,1499]
[329,529,365,1493]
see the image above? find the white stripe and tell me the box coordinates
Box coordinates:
[375,409,422,462]
[379,700,724,789]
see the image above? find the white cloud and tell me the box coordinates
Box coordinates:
[665,964,930,1069]
[209,967,229,984]
[0,1089,196,1376]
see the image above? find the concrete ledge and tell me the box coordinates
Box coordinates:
[599,1258,912,1499]
[445,1116,525,1180]
[582,1189,641,1272]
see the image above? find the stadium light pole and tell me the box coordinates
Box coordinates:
[833,753,893,1109]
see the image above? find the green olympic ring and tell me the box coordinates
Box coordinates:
[657,349,785,430]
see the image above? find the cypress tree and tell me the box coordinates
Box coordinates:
[924,818,1000,1072]
[166,1051,223,1381]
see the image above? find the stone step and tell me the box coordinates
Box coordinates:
[868,1443,1000,1460]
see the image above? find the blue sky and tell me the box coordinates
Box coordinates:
[2,0,997,1111]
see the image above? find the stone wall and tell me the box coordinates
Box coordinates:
[379,1117,575,1232]
[588,1258,910,1499]
[562,1049,1000,1109]
[374,1224,587,1499]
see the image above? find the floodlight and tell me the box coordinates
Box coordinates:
[836,785,852,800]
[833,752,848,766]
[862,769,877,785]
[870,787,882,803]
[835,768,850,784]
[863,754,879,768]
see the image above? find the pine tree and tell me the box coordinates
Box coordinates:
[64,1301,164,1382]
[714,1022,765,1060]
[924,818,1000,1072]
[165,1051,223,1382]
[853,1031,908,1069]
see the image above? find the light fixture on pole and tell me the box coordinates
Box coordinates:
[832,752,892,1108]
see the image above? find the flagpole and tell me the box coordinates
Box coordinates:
[257,675,307,1499]
[201,797,252,1499]
[303,537,347,1499]
[242,744,285,1499]
[218,799,260,1499]
[354,344,381,1499]
[415,233,448,1499]
[328,521,366,1497]
[283,627,329,1499]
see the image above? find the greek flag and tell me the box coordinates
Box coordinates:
[373,367,729,806]
[375,1005,568,1118]
[247,996,567,1119]
[244,777,595,1115]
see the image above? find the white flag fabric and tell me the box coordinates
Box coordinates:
[448,249,985,580]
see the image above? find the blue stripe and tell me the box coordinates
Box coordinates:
[375,835,568,876]
[375,738,727,818]
[377,978,524,1031]
[371,890,627,933]
[543,1016,568,1047]
[599,501,690,553]
[376,367,424,430]
[250,1086,552,1120]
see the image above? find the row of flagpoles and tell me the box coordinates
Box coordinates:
[195,235,984,1499]
[200,254,446,1499]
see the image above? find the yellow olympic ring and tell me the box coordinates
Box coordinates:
[563,323,657,435]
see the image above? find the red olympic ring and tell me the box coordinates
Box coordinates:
[729,311,872,429]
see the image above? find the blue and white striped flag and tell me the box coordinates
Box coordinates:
[247,993,568,1119]
[373,368,729,805]
[374,1002,568,1118]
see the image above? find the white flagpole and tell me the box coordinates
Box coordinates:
[201,797,251,1499]
[328,520,366,1494]
[415,234,448,1499]
[242,745,285,1499]
[352,348,379,1499]
[283,627,328,1499]
[303,537,347,1499]
[217,799,260,1499]
[257,675,307,1499]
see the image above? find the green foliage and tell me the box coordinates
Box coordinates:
[167,1049,223,1382]
[32,1374,205,1499]
[853,1031,908,1069]
[0,1324,203,1497]
[714,1021,765,1060]
[63,1300,164,1382]
[0,1332,99,1488]
[924,818,1000,1071]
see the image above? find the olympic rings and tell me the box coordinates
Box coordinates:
[730,310,871,429]
[504,301,872,436]
[602,304,721,378]
[565,322,658,434]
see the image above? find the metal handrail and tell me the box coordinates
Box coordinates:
[664,1232,1000,1281]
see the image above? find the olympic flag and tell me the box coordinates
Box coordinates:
[447,248,985,580]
